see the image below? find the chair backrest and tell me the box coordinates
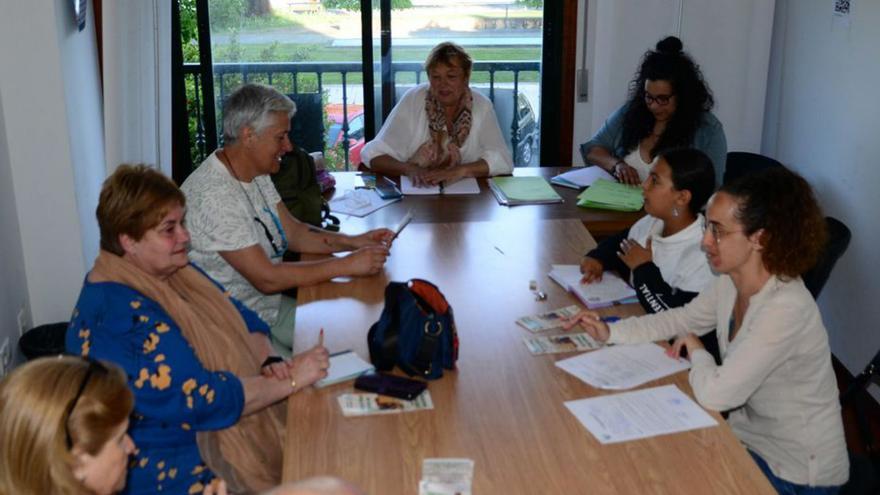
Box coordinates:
[803,216,851,299]
[723,151,784,185]
[286,93,325,153]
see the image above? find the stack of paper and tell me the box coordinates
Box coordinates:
[564,384,718,444]
[315,350,374,388]
[401,176,480,195]
[550,167,615,189]
[554,342,690,390]
[488,176,563,205]
[523,333,601,355]
[576,179,644,211]
[337,391,434,416]
[547,265,637,309]
[515,305,582,332]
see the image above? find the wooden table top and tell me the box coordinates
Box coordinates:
[283,218,774,495]
[326,167,644,239]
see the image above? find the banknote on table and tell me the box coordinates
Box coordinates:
[515,304,582,332]
[418,458,474,495]
[337,391,433,417]
[523,332,602,354]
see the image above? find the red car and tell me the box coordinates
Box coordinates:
[325,104,366,167]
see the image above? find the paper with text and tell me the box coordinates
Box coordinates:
[329,189,399,217]
[564,384,718,444]
[338,391,434,416]
[524,333,602,354]
[555,342,690,390]
[548,265,637,309]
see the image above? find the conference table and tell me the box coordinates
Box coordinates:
[283,170,774,494]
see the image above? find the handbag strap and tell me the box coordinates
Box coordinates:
[400,317,443,377]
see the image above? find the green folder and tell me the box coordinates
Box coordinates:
[488,176,563,205]
[576,179,644,212]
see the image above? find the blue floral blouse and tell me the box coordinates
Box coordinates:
[66,272,270,495]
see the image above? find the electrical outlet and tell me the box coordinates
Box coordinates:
[0,337,10,377]
[17,306,30,337]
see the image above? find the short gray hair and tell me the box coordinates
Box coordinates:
[222,83,296,144]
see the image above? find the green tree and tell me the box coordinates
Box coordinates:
[516,0,543,8]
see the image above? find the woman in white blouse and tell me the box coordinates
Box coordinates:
[567,167,848,494]
[360,41,513,186]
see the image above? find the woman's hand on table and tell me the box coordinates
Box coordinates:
[562,310,611,343]
[419,166,466,186]
[343,245,389,276]
[617,238,652,269]
[667,333,704,360]
[288,344,330,389]
[613,161,641,186]
[579,256,604,284]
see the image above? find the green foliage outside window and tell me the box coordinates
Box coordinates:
[321,0,412,10]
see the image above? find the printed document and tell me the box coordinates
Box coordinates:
[548,265,637,309]
[564,384,718,444]
[329,189,399,217]
[555,342,690,390]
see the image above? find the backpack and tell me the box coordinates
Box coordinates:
[271,145,339,231]
[367,279,458,380]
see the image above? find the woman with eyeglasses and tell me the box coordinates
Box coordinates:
[0,357,135,495]
[67,164,328,495]
[181,83,394,356]
[579,36,727,186]
[566,167,849,493]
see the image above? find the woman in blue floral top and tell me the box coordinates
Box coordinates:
[67,164,329,495]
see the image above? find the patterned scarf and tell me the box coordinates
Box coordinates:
[424,87,473,154]
[91,251,285,495]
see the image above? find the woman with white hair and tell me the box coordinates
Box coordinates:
[182,83,394,355]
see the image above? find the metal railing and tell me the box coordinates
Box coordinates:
[183,60,540,171]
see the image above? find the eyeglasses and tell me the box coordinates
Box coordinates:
[65,358,108,449]
[644,93,674,106]
[254,217,283,257]
[702,218,744,245]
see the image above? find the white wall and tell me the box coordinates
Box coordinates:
[0,92,31,367]
[763,0,880,397]
[572,0,776,173]
[0,0,104,329]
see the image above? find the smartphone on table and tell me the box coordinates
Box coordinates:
[354,372,427,400]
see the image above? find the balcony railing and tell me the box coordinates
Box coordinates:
[183,60,540,172]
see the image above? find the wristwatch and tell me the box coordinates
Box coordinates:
[261,356,284,368]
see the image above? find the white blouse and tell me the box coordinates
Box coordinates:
[361,84,514,176]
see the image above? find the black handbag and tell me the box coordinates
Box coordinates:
[367,279,458,380]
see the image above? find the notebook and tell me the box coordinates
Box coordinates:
[314,350,375,388]
[548,264,637,309]
[488,176,563,205]
[576,179,644,211]
[400,176,480,195]
[550,166,615,189]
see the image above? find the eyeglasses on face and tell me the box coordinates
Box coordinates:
[644,92,674,106]
[702,218,744,245]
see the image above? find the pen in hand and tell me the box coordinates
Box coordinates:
[318,328,324,348]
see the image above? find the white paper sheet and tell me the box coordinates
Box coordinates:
[315,350,374,388]
[564,384,718,444]
[400,176,480,195]
[555,342,690,390]
[329,189,400,217]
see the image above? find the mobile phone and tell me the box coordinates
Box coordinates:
[374,176,402,200]
[354,372,427,400]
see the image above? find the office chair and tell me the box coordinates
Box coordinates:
[803,217,851,299]
[839,349,880,495]
[286,92,325,153]
[722,151,784,185]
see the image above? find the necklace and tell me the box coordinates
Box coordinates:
[218,150,286,257]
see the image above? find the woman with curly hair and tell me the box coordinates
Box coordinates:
[566,167,848,493]
[580,36,727,185]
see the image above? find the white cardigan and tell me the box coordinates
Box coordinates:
[609,275,849,487]
[361,84,514,176]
